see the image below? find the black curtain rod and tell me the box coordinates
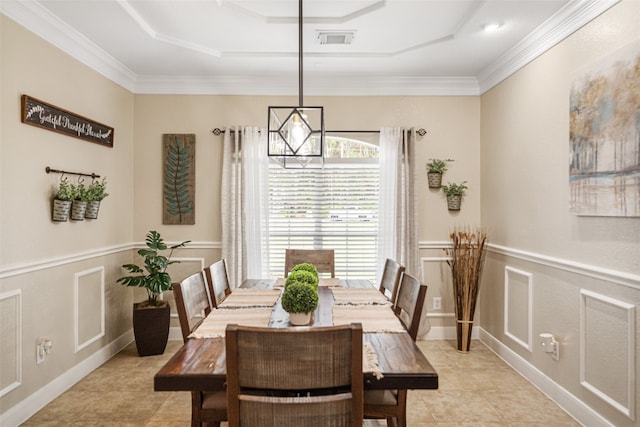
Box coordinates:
[211,128,427,136]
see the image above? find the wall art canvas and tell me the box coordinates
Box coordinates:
[163,134,195,225]
[569,42,640,217]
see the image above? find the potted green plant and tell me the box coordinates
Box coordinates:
[441,181,468,211]
[425,158,453,189]
[52,177,76,222]
[70,179,89,220]
[85,177,109,219]
[281,281,319,326]
[117,230,190,356]
[290,262,318,279]
[285,269,318,289]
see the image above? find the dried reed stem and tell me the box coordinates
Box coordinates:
[446,226,488,351]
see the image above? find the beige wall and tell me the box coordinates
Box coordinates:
[479,2,640,426]
[133,94,480,243]
[0,15,138,413]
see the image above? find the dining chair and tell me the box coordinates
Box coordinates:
[173,271,227,427]
[284,248,335,278]
[203,258,232,308]
[225,323,364,427]
[377,258,405,305]
[364,272,427,427]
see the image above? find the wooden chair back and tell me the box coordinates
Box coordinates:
[204,258,232,308]
[285,248,335,278]
[378,258,405,304]
[225,323,363,427]
[173,271,212,343]
[394,272,428,341]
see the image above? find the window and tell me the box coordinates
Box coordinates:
[268,134,379,280]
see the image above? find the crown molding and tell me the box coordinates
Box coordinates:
[0,0,137,92]
[134,74,480,96]
[477,0,620,94]
[2,0,620,96]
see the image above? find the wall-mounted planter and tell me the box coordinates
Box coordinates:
[52,199,72,222]
[71,200,87,220]
[85,200,101,219]
[427,172,443,189]
[446,195,462,211]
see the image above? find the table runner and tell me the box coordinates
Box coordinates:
[274,277,342,287]
[218,288,282,308]
[330,287,391,306]
[333,305,406,334]
[189,307,273,339]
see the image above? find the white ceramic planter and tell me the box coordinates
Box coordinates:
[289,312,311,326]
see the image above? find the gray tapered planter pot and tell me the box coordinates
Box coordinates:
[52,199,72,222]
[85,200,101,219]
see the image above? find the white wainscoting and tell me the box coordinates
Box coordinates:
[0,289,22,397]
[504,266,533,352]
[74,266,105,353]
[580,289,636,420]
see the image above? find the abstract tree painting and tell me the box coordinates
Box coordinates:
[163,134,195,224]
[569,42,640,217]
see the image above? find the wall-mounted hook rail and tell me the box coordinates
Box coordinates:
[45,167,100,179]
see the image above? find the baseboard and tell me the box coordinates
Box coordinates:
[0,330,134,427]
[479,328,614,427]
[169,326,183,341]
[418,325,480,341]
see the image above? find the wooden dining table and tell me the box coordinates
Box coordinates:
[154,278,438,392]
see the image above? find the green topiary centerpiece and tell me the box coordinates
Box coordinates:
[285,269,318,289]
[281,282,319,315]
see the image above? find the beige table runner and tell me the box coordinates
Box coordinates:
[218,288,282,308]
[330,287,391,306]
[274,277,342,287]
[189,307,273,339]
[333,305,406,334]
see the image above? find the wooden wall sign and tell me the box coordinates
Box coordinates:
[21,95,114,147]
[163,134,195,225]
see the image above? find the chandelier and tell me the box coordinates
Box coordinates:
[267,0,324,168]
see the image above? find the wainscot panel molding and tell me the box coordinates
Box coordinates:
[480,328,616,427]
[0,241,221,279]
[504,266,533,352]
[488,244,640,290]
[579,289,636,420]
[0,330,133,427]
[0,290,22,398]
[74,267,105,353]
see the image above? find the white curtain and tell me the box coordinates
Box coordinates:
[377,127,429,334]
[221,126,269,289]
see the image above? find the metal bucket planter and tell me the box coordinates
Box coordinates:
[52,199,72,222]
[447,195,462,211]
[85,200,101,219]
[427,172,442,189]
[71,200,88,220]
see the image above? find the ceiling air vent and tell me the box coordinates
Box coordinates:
[316,30,356,45]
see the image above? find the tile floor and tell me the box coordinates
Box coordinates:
[23,339,580,426]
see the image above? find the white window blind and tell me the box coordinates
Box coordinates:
[268,163,379,281]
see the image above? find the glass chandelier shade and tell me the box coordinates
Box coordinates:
[268,106,324,168]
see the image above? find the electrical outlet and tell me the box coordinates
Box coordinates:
[36,342,45,364]
[432,297,441,310]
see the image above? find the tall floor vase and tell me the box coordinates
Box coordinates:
[447,227,487,353]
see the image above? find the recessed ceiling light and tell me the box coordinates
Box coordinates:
[484,23,503,32]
